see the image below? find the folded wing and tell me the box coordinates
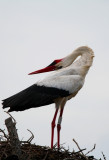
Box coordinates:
[2,84,70,112]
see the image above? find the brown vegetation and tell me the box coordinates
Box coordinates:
[0,113,105,160]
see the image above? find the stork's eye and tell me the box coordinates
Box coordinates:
[56,66,62,70]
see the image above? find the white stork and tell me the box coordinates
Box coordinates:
[2,46,94,148]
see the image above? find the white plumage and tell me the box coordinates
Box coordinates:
[37,75,84,94]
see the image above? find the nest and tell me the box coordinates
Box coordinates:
[0,142,97,160]
[0,112,106,160]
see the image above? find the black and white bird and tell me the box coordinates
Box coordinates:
[2,46,94,148]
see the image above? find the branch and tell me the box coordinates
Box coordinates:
[75,148,86,154]
[0,129,8,140]
[53,142,57,149]
[4,111,16,124]
[5,117,21,158]
[43,151,49,160]
[72,138,84,155]
[27,129,34,143]
[102,152,107,160]
[85,144,96,155]
[72,138,88,160]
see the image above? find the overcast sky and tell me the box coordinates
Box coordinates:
[0,0,109,158]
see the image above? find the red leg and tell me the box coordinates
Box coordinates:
[57,107,64,148]
[51,108,59,149]
[57,98,67,148]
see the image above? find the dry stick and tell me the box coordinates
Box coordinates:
[5,117,21,158]
[26,145,33,160]
[75,148,86,154]
[53,142,57,148]
[43,151,49,160]
[72,138,84,155]
[0,141,9,159]
[27,129,34,143]
[0,128,9,159]
[85,144,96,155]
[4,111,16,124]
[102,152,107,160]
[72,138,88,160]
[1,149,8,159]
[0,129,8,140]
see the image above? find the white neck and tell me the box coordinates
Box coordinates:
[73,52,93,67]
[68,47,94,77]
[57,46,94,77]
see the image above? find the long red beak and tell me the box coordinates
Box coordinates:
[28,65,56,75]
[28,59,62,75]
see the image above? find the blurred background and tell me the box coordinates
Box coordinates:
[0,0,109,158]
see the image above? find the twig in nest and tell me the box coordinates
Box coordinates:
[4,111,16,124]
[43,151,49,160]
[27,129,34,142]
[85,144,96,155]
[102,152,106,160]
[72,138,88,160]
[60,142,66,146]
[0,129,8,140]
[72,138,84,155]
[75,148,86,154]
[53,142,57,148]
[59,142,67,150]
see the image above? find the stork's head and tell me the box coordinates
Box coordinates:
[28,59,64,75]
[28,46,94,75]
[28,54,78,75]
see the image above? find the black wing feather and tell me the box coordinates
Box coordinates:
[2,84,69,112]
